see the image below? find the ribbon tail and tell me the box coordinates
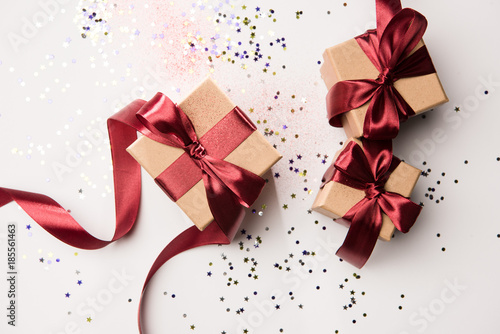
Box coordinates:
[138,162,252,333]
[336,199,383,269]
[0,188,111,249]
[203,169,247,242]
[202,156,265,208]
[364,86,401,140]
[0,99,147,249]
[138,223,231,334]
[378,192,422,233]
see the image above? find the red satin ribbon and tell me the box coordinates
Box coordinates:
[321,139,422,268]
[326,0,437,140]
[0,93,266,333]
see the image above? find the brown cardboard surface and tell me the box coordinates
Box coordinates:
[127,77,282,231]
[320,38,448,138]
[311,138,421,242]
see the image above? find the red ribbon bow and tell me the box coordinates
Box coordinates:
[327,0,437,140]
[137,93,265,240]
[0,92,266,333]
[322,139,422,268]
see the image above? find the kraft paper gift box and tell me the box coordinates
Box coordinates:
[311,138,421,241]
[320,39,448,138]
[127,77,282,231]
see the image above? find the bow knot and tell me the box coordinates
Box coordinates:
[364,182,385,199]
[376,68,394,86]
[187,141,207,160]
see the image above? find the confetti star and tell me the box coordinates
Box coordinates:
[289,159,294,164]
[275,304,280,309]
[291,193,296,199]
[317,153,321,158]
[282,204,288,210]
[350,290,356,295]
[246,234,252,240]
[65,292,71,298]
[298,304,303,309]
[454,106,460,112]
[26,224,31,230]
[343,305,348,310]
[256,7,260,11]
[234,280,239,285]
[289,253,294,258]
[244,257,249,263]
[39,258,44,263]
[78,189,83,193]
[77,280,83,285]
[243,330,248,334]
[87,317,92,323]
[244,296,249,302]
[297,154,302,160]
[207,271,212,277]
[241,229,246,235]
[307,209,312,214]
[242,5,247,10]
[286,267,291,271]
[220,297,225,302]
[274,172,280,178]
[190,324,195,330]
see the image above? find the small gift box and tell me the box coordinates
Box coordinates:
[312,138,422,268]
[320,3,448,139]
[127,77,282,231]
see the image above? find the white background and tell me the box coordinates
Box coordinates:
[1,0,499,333]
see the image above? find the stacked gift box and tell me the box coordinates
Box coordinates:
[312,0,448,268]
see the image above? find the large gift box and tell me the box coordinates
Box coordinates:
[320,8,448,139]
[127,78,282,231]
[312,138,421,242]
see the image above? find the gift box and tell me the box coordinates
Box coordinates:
[127,77,282,231]
[311,138,421,242]
[320,12,448,139]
